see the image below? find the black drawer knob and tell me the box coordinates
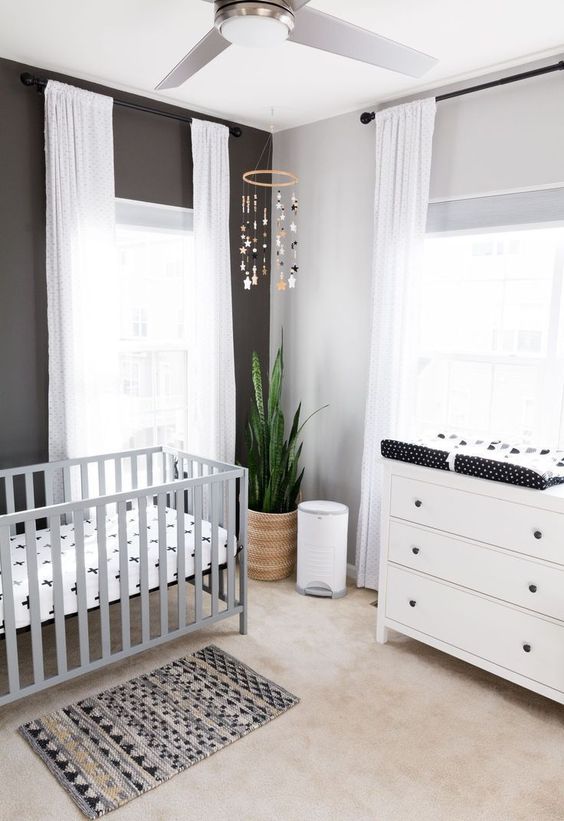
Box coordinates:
[412,546,420,555]
[528,584,538,593]
[414,499,423,508]
[409,599,417,607]
[534,530,543,540]
[523,643,532,653]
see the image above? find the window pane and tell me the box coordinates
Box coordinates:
[115,201,193,452]
[415,226,564,445]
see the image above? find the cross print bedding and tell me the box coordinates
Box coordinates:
[0,505,236,632]
[381,433,564,490]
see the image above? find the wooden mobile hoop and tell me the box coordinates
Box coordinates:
[242,169,299,188]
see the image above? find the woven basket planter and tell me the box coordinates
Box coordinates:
[248,509,298,581]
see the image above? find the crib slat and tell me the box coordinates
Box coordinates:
[0,526,20,693]
[117,502,130,652]
[25,519,44,684]
[73,512,90,667]
[80,463,89,500]
[80,463,90,520]
[194,484,203,622]
[50,515,68,675]
[138,498,150,643]
[227,478,236,610]
[44,469,53,507]
[239,473,248,635]
[161,451,167,484]
[185,458,193,517]
[63,465,72,503]
[25,472,35,510]
[4,475,15,514]
[157,493,168,636]
[115,457,122,493]
[210,481,220,617]
[176,487,186,629]
[146,452,153,486]
[131,454,138,491]
[96,504,111,658]
[167,453,176,508]
[98,460,106,496]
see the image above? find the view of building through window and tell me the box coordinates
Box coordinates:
[415,226,564,446]
[115,201,194,451]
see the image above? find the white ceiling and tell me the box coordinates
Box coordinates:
[0,0,563,131]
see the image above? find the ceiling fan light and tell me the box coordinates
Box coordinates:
[215,2,295,48]
[220,14,290,47]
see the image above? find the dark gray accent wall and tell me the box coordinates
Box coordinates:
[0,56,270,469]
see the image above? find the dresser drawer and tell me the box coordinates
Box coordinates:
[386,565,564,692]
[389,521,564,621]
[390,475,564,564]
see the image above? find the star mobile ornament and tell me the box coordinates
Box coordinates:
[241,111,299,291]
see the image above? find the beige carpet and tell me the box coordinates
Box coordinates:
[2,577,564,821]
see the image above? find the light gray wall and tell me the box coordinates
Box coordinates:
[428,62,564,200]
[271,56,564,565]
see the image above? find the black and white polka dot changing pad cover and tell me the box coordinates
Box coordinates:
[381,434,564,490]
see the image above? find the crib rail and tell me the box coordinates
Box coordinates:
[0,447,248,707]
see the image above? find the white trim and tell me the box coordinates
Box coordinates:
[429,182,564,204]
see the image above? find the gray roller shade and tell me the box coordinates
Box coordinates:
[427,187,564,233]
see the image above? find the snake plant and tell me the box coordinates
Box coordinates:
[245,344,327,514]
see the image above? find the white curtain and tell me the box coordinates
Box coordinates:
[190,119,236,464]
[45,80,119,462]
[356,98,436,589]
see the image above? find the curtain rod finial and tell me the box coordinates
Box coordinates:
[360,111,375,125]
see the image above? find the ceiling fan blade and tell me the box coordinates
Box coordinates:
[155,28,230,90]
[292,0,313,8]
[290,7,437,78]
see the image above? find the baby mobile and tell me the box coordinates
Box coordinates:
[241,128,299,292]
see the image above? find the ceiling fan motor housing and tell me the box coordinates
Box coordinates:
[214,1,296,39]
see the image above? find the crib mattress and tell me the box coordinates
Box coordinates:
[0,505,236,632]
[381,434,564,490]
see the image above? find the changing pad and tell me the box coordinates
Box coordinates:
[381,433,564,491]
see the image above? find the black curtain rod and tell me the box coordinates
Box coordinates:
[20,72,243,138]
[360,60,564,125]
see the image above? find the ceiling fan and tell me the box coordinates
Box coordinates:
[155,0,437,90]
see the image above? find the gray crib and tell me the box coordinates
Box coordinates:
[0,446,248,707]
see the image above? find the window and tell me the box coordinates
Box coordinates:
[414,225,564,447]
[115,199,194,451]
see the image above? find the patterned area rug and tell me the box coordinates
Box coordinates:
[19,645,299,818]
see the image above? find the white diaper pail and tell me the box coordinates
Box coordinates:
[296,500,348,598]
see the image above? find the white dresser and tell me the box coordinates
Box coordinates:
[377,459,564,704]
